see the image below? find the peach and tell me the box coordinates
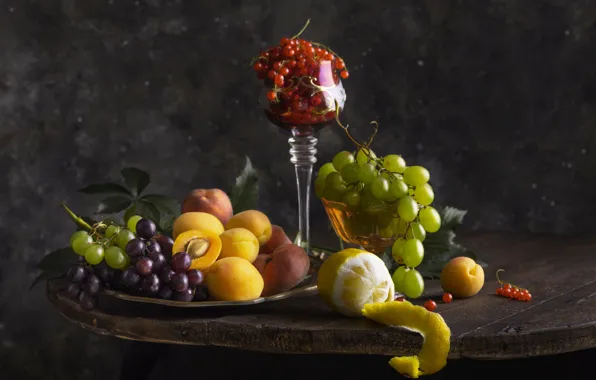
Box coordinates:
[225,210,272,246]
[172,212,225,240]
[440,256,485,298]
[219,228,260,263]
[259,225,292,255]
[206,257,264,301]
[253,254,270,276]
[182,188,233,225]
[261,243,310,297]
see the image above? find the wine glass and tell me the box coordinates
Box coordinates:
[260,60,347,254]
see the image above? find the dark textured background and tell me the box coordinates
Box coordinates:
[1,0,596,378]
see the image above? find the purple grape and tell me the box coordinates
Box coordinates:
[148,251,166,271]
[154,235,174,256]
[146,240,161,254]
[121,266,141,287]
[159,267,175,284]
[126,238,145,257]
[78,292,96,311]
[84,275,102,296]
[66,265,86,284]
[193,285,209,302]
[141,274,160,295]
[66,283,81,299]
[135,257,154,276]
[136,219,156,239]
[173,288,194,302]
[187,269,204,286]
[171,273,189,292]
[94,263,115,283]
[157,286,173,300]
[171,252,191,273]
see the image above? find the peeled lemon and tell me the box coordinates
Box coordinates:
[317,248,395,317]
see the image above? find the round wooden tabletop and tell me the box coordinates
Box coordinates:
[47,232,596,360]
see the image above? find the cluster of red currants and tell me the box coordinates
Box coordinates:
[496,283,532,302]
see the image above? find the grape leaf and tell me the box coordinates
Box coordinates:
[229,156,259,213]
[96,196,133,214]
[78,183,132,196]
[37,247,78,273]
[30,271,62,291]
[141,194,180,215]
[121,167,151,196]
[381,249,396,272]
[136,200,161,225]
[123,204,137,224]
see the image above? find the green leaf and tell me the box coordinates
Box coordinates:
[229,156,259,213]
[30,271,62,291]
[123,204,137,224]
[140,194,180,215]
[159,216,175,237]
[37,247,78,273]
[381,250,395,272]
[440,206,468,230]
[121,167,151,196]
[78,183,132,196]
[96,196,133,214]
[136,200,161,225]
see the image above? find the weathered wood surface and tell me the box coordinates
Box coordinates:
[47,232,596,359]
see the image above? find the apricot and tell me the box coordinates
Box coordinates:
[172,230,222,271]
[172,212,224,240]
[261,243,310,297]
[219,228,260,263]
[440,256,485,298]
[182,188,233,225]
[259,225,292,255]
[206,257,264,301]
[253,254,270,277]
[225,210,272,246]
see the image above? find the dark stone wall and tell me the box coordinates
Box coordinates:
[1,0,595,378]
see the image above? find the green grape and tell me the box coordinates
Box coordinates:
[361,192,385,214]
[325,172,347,193]
[391,238,406,262]
[389,179,409,199]
[403,166,430,186]
[391,218,409,236]
[397,196,419,222]
[402,239,424,268]
[341,191,361,208]
[358,162,377,185]
[392,266,409,293]
[70,231,89,246]
[370,177,390,200]
[116,229,136,250]
[105,225,120,239]
[340,162,360,184]
[376,212,394,228]
[356,147,377,164]
[318,162,337,182]
[378,226,393,238]
[72,234,93,256]
[419,206,441,233]
[403,269,425,298]
[127,215,143,232]
[383,154,406,173]
[105,246,128,269]
[314,175,326,198]
[406,222,426,242]
[84,244,105,265]
[322,187,343,202]
[332,151,355,171]
[413,183,434,206]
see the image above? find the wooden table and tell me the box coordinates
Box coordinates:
[46,232,596,378]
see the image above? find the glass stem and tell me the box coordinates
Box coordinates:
[289,127,317,255]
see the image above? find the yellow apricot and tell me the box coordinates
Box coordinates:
[225,210,272,246]
[172,230,222,271]
[173,212,224,240]
[206,257,264,301]
[219,228,260,263]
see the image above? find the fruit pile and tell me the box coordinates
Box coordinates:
[62,188,311,310]
[252,21,348,128]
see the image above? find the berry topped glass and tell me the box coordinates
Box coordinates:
[252,21,349,254]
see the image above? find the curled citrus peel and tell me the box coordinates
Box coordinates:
[362,300,451,378]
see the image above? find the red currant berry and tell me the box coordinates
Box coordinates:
[310,96,322,106]
[525,293,532,301]
[442,293,453,303]
[266,91,277,101]
[503,283,512,290]
[335,60,345,70]
[283,45,295,57]
[287,60,297,68]
[502,288,512,298]
[324,53,334,61]
[304,46,315,57]
[424,300,437,312]
[268,70,276,80]
[274,74,284,86]
[280,67,290,76]
[340,70,349,79]
[496,288,503,296]
[273,61,282,70]
[253,62,264,72]
[280,37,290,45]
[297,60,306,69]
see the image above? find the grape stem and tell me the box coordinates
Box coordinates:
[62,204,93,231]
[496,269,528,291]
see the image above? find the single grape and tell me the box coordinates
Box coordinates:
[159,266,176,284]
[325,172,347,193]
[332,151,355,171]
[391,266,409,294]
[193,285,209,302]
[141,274,161,295]
[402,239,424,268]
[66,283,81,299]
[391,239,406,263]
[358,162,377,185]
[413,183,435,206]
[397,196,419,222]
[361,192,385,214]
[406,222,426,242]
[116,229,136,250]
[136,219,156,239]
[154,235,174,256]
[419,207,441,233]
[127,215,143,233]
[340,162,360,184]
[383,154,406,173]
[72,234,93,256]
[70,231,89,246]
[84,275,102,296]
[403,166,430,186]
[314,175,326,198]
[78,292,97,311]
[403,269,425,298]
[391,218,409,236]
[148,251,167,272]
[105,246,128,269]
[389,179,409,199]
[370,177,391,201]
[66,265,87,283]
[187,269,204,286]
[171,273,189,292]
[94,263,115,283]
[157,286,173,300]
[135,257,154,276]
[121,266,141,287]
[341,191,361,208]
[105,225,120,239]
[146,240,161,255]
[173,288,194,302]
[322,187,343,201]
[84,245,105,265]
[125,238,145,258]
[317,162,337,182]
[356,147,377,164]
[171,252,192,273]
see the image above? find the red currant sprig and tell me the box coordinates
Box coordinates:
[495,269,532,302]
